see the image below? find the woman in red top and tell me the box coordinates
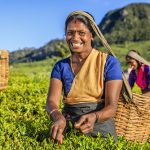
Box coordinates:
[126,50,150,96]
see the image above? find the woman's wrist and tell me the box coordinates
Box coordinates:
[94,112,99,123]
[49,109,59,115]
[50,109,65,122]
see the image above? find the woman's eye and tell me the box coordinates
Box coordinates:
[79,32,86,36]
[66,31,86,36]
[67,31,73,36]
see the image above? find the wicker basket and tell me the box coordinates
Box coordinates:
[115,93,150,143]
[0,50,9,90]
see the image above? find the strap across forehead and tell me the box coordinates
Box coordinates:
[67,11,95,22]
[127,51,150,66]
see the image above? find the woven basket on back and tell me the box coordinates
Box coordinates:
[115,93,150,143]
[113,74,150,143]
[0,50,9,90]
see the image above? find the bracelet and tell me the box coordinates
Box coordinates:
[94,112,99,123]
[49,109,59,115]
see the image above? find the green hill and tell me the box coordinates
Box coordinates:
[98,3,150,43]
[10,39,69,63]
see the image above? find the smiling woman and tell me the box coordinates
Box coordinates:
[65,19,93,75]
[46,11,122,144]
[66,21,92,53]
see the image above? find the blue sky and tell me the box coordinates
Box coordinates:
[0,0,149,52]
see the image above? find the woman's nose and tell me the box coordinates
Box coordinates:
[72,32,80,39]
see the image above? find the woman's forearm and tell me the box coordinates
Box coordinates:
[46,101,65,122]
[46,101,59,114]
[143,91,150,96]
[94,104,117,122]
[50,110,65,122]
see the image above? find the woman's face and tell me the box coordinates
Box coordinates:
[126,58,139,70]
[65,19,93,53]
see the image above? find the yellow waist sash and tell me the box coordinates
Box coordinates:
[64,49,107,104]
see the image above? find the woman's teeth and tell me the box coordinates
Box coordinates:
[71,43,82,47]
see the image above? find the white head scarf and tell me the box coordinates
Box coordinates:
[126,51,150,66]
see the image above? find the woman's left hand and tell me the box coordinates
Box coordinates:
[74,113,96,134]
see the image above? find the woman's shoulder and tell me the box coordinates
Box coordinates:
[106,54,120,64]
[104,54,122,81]
[54,57,70,67]
[94,50,121,67]
[94,49,118,63]
[144,64,150,69]
[143,64,150,72]
[51,57,71,79]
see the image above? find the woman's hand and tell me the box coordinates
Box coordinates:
[74,113,96,134]
[50,117,66,144]
[143,91,150,96]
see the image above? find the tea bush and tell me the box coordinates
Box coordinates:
[0,57,150,150]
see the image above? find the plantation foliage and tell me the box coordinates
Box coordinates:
[0,56,150,149]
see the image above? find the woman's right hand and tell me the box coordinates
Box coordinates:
[50,116,66,144]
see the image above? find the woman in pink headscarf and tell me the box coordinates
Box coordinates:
[126,50,150,96]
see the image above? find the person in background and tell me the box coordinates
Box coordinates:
[126,50,150,96]
[46,11,122,144]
